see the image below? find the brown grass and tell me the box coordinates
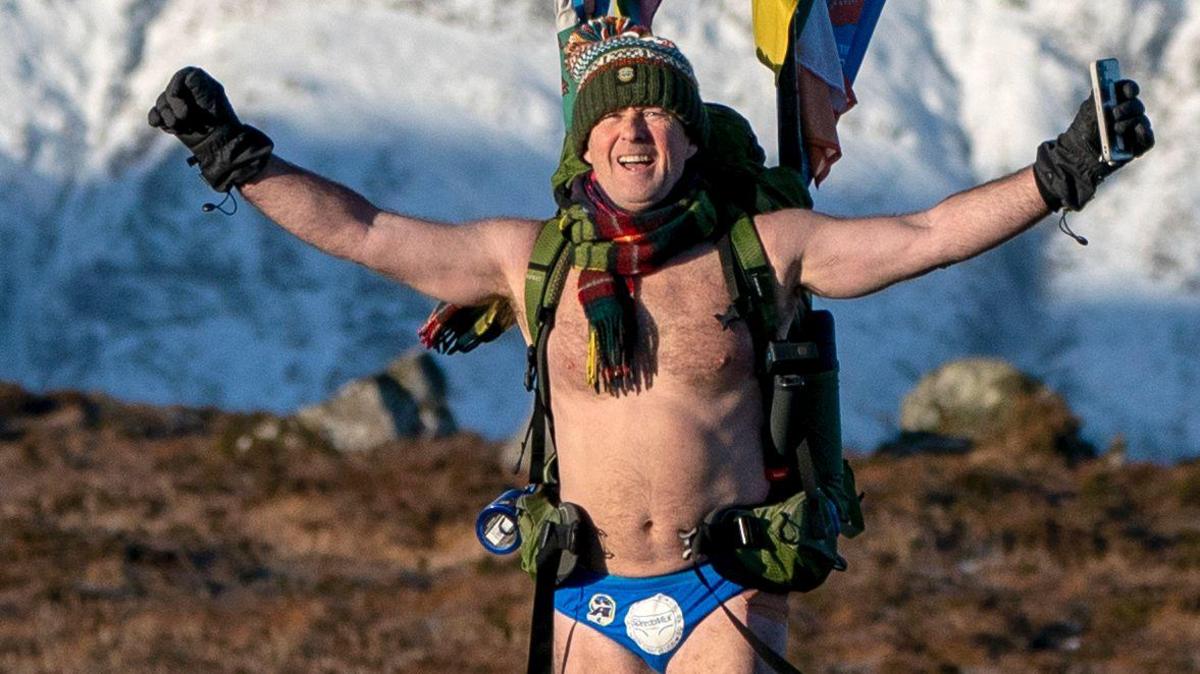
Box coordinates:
[2,384,1198,673]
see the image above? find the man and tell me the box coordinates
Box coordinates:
[148,18,1152,674]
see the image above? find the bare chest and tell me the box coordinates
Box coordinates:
[545,245,758,395]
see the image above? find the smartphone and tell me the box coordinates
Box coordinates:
[1090,58,1133,165]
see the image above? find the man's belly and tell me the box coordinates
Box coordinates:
[551,386,770,577]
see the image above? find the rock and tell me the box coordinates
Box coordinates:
[893,358,1095,464]
[385,350,457,438]
[295,350,456,452]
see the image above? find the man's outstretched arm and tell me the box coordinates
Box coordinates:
[149,67,530,308]
[237,157,529,306]
[764,166,1047,299]
[763,81,1154,299]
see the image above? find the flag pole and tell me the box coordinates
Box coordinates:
[776,1,815,182]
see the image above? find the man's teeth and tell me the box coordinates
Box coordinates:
[618,154,653,166]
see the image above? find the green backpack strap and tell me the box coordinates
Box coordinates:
[520,216,572,487]
[727,212,780,335]
[716,212,796,485]
[524,216,571,347]
[714,209,780,366]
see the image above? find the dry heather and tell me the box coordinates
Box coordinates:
[1,383,1198,673]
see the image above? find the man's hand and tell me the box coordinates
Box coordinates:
[148,66,274,193]
[1034,79,1155,212]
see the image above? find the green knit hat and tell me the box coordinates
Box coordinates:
[564,17,709,159]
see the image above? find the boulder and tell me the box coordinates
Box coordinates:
[886,358,1094,464]
[296,350,456,452]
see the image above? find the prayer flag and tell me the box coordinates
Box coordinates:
[758,0,887,184]
[614,0,663,29]
[752,0,809,75]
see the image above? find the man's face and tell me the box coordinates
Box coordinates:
[583,106,698,213]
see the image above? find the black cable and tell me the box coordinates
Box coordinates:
[1057,212,1088,246]
[201,190,238,216]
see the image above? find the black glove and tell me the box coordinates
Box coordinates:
[148,66,274,193]
[1034,80,1154,212]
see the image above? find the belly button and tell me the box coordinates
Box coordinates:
[640,520,653,533]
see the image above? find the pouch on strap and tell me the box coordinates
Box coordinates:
[693,491,843,595]
[517,491,584,584]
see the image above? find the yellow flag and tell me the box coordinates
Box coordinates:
[752,0,810,74]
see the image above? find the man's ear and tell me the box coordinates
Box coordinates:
[683,140,698,161]
[582,144,594,165]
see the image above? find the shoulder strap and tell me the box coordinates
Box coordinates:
[525,216,571,346]
[716,212,786,463]
[718,212,825,498]
[716,212,780,365]
[727,213,780,336]
[522,217,572,486]
[522,218,572,674]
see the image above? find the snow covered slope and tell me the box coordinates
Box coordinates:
[1,0,1196,460]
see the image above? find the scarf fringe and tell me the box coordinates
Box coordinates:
[584,293,632,392]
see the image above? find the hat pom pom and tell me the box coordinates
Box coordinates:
[572,16,645,45]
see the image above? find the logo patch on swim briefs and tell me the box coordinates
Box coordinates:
[587,593,616,627]
[624,593,684,655]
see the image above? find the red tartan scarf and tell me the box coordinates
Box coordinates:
[564,172,719,392]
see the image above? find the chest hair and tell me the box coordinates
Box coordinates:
[546,245,759,396]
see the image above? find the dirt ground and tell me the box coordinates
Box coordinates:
[2,383,1198,673]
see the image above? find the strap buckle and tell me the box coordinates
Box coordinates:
[764,341,819,376]
[730,513,763,548]
[693,508,767,558]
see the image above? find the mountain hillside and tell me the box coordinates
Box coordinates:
[1,0,1197,460]
[2,384,1199,672]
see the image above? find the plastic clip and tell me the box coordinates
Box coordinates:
[677,527,698,560]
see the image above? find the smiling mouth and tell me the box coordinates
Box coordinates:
[617,154,654,168]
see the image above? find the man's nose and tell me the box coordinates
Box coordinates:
[617,113,650,141]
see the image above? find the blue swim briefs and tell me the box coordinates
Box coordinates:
[554,562,748,672]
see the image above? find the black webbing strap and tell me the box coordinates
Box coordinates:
[692,566,804,674]
[527,518,580,674]
[525,241,571,486]
[528,313,555,486]
[523,304,560,674]
[527,547,563,674]
[793,439,821,500]
[528,397,548,485]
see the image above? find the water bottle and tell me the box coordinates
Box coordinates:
[476,487,528,555]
